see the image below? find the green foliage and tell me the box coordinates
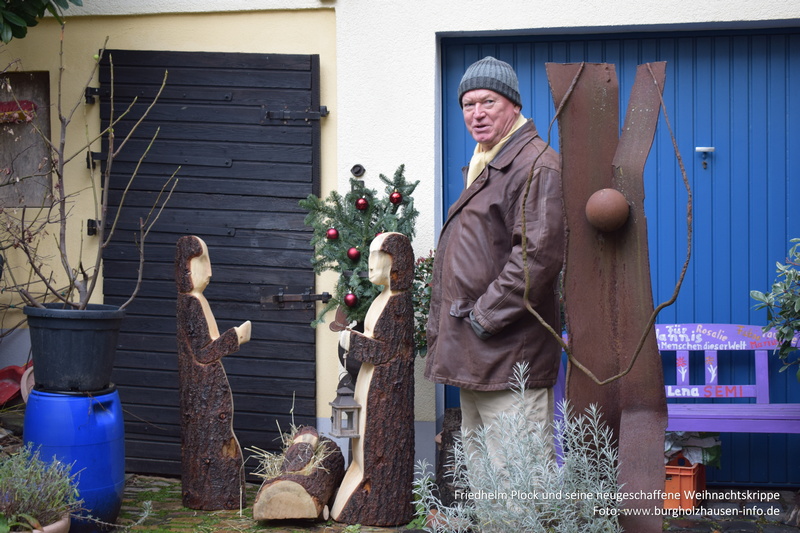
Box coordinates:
[299,164,419,326]
[413,250,435,357]
[751,237,800,380]
[412,363,621,533]
[0,443,83,530]
[0,0,82,43]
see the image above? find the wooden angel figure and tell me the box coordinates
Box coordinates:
[175,235,252,510]
[331,232,415,526]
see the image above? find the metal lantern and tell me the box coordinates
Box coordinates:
[329,384,361,438]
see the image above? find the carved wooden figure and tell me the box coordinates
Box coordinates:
[253,426,345,520]
[331,232,415,526]
[175,235,252,510]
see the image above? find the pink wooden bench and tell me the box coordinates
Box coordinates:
[657,324,800,434]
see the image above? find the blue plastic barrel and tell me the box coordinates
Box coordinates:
[24,386,125,533]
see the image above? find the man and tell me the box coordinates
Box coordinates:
[424,56,565,445]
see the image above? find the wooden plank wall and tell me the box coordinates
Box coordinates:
[98,50,321,477]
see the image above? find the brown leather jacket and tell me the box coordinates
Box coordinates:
[424,120,565,391]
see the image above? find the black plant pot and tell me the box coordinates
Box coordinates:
[24,303,125,392]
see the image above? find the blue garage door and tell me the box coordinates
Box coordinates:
[442,28,800,486]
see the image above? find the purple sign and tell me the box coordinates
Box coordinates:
[655,323,781,351]
[656,324,781,400]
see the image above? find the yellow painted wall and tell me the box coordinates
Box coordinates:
[0,9,339,417]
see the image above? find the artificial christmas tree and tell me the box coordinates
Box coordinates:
[300,165,419,326]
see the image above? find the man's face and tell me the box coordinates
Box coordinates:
[461,89,521,150]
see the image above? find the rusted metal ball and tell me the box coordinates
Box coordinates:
[585,188,630,232]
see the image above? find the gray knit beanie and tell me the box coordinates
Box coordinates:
[457,56,522,108]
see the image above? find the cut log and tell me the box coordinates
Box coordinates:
[282,442,316,473]
[253,437,345,521]
[253,480,320,520]
[293,426,320,447]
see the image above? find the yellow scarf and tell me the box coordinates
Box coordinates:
[466,114,527,187]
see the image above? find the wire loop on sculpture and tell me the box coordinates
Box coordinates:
[520,62,694,386]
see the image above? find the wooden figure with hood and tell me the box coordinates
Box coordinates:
[331,231,415,526]
[175,235,252,510]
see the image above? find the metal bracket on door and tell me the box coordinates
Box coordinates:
[261,286,331,310]
[260,106,329,124]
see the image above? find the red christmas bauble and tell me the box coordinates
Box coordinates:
[347,247,361,261]
[355,197,369,210]
[390,191,403,204]
[326,228,339,240]
[344,293,358,307]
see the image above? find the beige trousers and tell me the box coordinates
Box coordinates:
[459,387,555,469]
[460,386,555,436]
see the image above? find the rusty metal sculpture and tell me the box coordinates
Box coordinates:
[546,61,684,532]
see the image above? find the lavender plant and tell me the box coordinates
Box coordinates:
[0,443,83,531]
[413,363,622,533]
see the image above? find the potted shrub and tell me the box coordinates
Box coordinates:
[0,443,83,533]
[751,237,800,381]
[0,27,177,392]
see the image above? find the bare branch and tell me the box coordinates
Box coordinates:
[102,127,162,247]
[1,27,175,313]
[118,171,179,310]
[111,69,169,160]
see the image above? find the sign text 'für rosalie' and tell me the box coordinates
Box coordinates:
[655,323,780,352]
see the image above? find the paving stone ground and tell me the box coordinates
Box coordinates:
[116,474,419,533]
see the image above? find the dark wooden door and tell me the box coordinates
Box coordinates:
[97,50,324,476]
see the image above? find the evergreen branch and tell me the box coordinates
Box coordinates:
[299,165,419,325]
